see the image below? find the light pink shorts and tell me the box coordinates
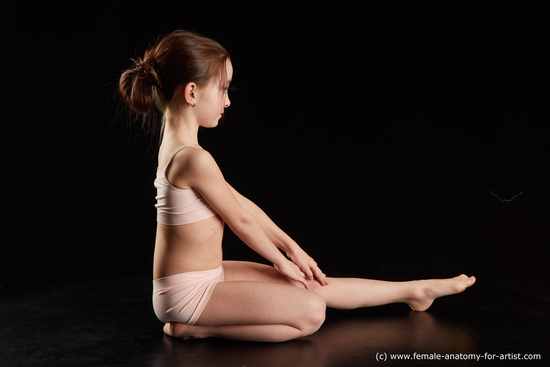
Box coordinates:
[152,265,224,325]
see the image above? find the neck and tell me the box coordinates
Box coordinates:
[163,108,200,146]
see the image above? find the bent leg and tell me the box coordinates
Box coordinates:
[165,279,326,342]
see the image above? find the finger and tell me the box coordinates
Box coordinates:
[307,260,320,280]
[291,263,307,280]
[321,272,329,286]
[312,267,329,286]
[294,259,314,280]
[303,267,314,280]
[292,271,308,289]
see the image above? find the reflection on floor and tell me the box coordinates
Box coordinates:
[1,276,548,366]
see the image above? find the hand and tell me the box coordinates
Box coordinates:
[286,247,329,287]
[274,260,309,288]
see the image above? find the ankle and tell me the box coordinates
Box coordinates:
[405,280,434,312]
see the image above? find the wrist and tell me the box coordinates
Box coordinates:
[272,254,291,268]
[276,238,299,253]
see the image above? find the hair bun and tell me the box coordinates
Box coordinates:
[134,54,160,88]
[119,58,155,114]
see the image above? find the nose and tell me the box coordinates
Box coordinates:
[225,93,231,108]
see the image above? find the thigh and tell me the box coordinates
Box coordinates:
[196,280,324,327]
[222,260,301,286]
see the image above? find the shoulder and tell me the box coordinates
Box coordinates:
[171,146,223,182]
[182,146,217,170]
[167,145,213,167]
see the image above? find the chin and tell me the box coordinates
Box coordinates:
[202,121,219,129]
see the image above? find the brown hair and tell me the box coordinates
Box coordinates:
[119,30,231,119]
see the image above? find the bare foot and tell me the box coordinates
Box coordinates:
[407,274,476,312]
[164,322,205,339]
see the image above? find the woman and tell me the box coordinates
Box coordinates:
[119,30,475,342]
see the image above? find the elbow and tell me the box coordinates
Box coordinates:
[226,209,255,235]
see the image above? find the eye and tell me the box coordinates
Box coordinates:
[221,84,233,95]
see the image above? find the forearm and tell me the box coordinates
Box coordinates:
[237,196,299,254]
[225,183,327,286]
[228,185,328,286]
[229,214,289,266]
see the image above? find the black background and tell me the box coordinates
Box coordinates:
[3,3,549,301]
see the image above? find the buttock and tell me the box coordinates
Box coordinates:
[152,265,224,325]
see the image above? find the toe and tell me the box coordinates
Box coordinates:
[163,323,174,336]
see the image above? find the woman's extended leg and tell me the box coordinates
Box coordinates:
[164,279,326,342]
[308,275,475,311]
[222,261,476,311]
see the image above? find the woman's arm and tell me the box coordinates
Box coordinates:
[179,148,313,287]
[228,184,328,286]
[227,184,297,252]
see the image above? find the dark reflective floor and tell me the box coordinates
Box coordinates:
[1,276,548,366]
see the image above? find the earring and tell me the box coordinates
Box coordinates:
[191,103,196,107]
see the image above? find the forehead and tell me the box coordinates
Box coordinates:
[205,59,233,90]
[225,59,233,82]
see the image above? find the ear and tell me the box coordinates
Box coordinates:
[182,82,197,106]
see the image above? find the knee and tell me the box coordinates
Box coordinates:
[301,294,326,336]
